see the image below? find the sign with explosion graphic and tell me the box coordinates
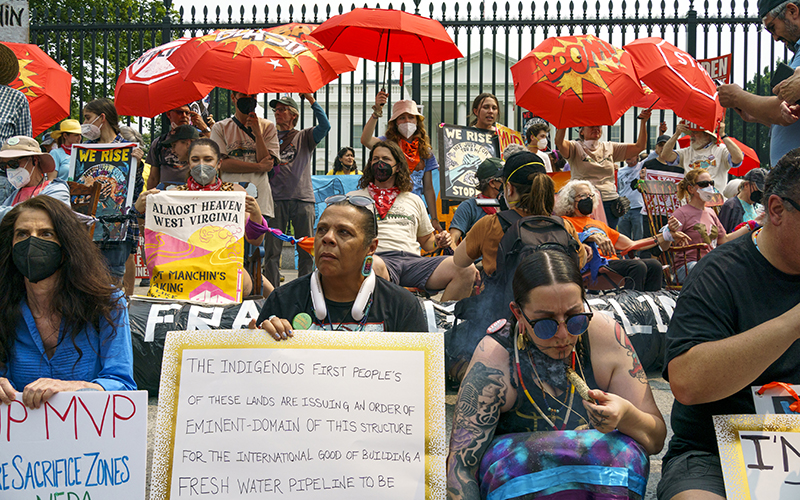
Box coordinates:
[145,191,246,304]
[438,123,500,201]
[69,143,138,242]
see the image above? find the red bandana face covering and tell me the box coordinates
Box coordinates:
[368,183,400,219]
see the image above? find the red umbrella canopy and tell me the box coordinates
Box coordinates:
[632,83,671,110]
[624,38,724,131]
[266,23,359,81]
[115,37,215,118]
[168,29,338,94]
[309,8,462,64]
[511,34,644,128]
[677,135,759,176]
[6,43,72,137]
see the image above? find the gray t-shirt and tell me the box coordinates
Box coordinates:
[270,127,315,203]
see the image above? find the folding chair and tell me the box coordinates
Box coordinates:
[67,181,101,234]
[640,180,708,288]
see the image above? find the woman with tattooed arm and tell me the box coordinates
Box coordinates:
[447,249,666,499]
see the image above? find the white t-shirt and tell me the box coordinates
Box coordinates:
[210,117,281,217]
[677,143,734,195]
[349,189,434,254]
[536,150,553,172]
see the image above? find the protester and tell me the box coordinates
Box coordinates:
[617,153,646,244]
[555,109,652,228]
[448,157,503,245]
[671,168,752,283]
[656,149,800,500]
[641,134,682,176]
[0,196,136,409]
[469,93,500,131]
[49,119,83,181]
[264,94,331,289]
[718,168,766,233]
[81,98,144,296]
[454,152,587,278]
[146,104,212,189]
[362,93,441,231]
[658,120,743,193]
[0,42,32,203]
[525,121,553,172]
[715,0,800,165]
[329,146,360,175]
[156,124,199,184]
[349,141,476,302]
[40,132,56,153]
[554,179,687,291]
[134,138,273,298]
[447,249,666,498]
[0,136,68,221]
[210,91,280,220]
[251,195,427,337]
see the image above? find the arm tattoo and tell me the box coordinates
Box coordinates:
[614,322,648,384]
[447,361,507,500]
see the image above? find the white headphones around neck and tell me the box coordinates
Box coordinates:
[309,268,376,322]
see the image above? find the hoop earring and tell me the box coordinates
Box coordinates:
[361,255,373,277]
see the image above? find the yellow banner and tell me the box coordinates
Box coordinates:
[495,123,525,160]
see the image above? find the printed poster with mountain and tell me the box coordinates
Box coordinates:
[438,123,500,201]
[145,191,246,304]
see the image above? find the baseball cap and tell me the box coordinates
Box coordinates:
[743,168,767,191]
[0,136,56,172]
[269,96,299,111]
[476,157,503,181]
[656,134,670,145]
[163,124,200,145]
[758,0,784,18]
[502,152,546,185]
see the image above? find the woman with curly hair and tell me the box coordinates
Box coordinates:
[329,147,360,175]
[348,141,476,302]
[361,92,442,231]
[0,196,135,409]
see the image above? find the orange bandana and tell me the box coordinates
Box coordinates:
[400,138,421,171]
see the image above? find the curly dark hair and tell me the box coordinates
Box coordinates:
[384,114,433,161]
[331,147,358,174]
[525,122,549,144]
[358,141,413,192]
[0,196,122,368]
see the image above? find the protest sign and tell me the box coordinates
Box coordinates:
[69,143,138,242]
[145,190,246,304]
[150,329,446,499]
[438,123,500,201]
[0,390,148,499]
[495,123,525,159]
[134,233,149,280]
[698,54,732,84]
[714,414,800,499]
[752,385,800,416]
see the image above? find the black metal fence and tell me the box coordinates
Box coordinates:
[31,0,784,169]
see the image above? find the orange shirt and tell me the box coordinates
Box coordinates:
[562,215,620,260]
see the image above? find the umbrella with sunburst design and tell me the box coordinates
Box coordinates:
[511,34,644,128]
[5,42,72,137]
[167,29,345,94]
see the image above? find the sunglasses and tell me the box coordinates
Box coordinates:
[0,158,22,170]
[325,195,378,233]
[782,196,800,212]
[695,180,715,188]
[517,301,593,340]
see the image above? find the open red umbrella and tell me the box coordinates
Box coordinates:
[511,34,644,128]
[5,43,72,137]
[632,83,671,110]
[677,135,759,176]
[115,37,215,118]
[310,8,462,85]
[624,38,724,131]
[168,29,342,94]
[266,23,359,82]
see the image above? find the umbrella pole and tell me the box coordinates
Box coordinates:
[645,97,660,112]
[381,30,391,93]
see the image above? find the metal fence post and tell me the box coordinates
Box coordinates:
[686,5,698,57]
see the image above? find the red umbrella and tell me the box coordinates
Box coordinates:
[266,23,359,82]
[310,8,462,85]
[624,37,724,131]
[511,34,644,128]
[5,43,72,137]
[632,83,671,110]
[677,135,758,176]
[114,37,215,118]
[168,29,342,94]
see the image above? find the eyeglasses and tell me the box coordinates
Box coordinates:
[517,301,593,340]
[325,195,379,233]
[575,192,595,201]
[171,109,192,116]
[695,180,715,188]
[782,196,800,212]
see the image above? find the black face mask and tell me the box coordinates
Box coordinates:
[13,236,63,283]
[750,189,763,204]
[236,97,257,114]
[577,197,594,216]
[373,161,394,182]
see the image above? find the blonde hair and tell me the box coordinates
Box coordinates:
[677,168,709,201]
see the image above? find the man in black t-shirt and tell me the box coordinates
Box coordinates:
[657,150,800,500]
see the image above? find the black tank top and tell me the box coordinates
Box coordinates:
[487,323,598,434]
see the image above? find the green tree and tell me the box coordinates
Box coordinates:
[726,64,779,169]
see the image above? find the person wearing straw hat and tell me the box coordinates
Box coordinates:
[0,42,33,204]
[0,136,68,222]
[362,92,442,232]
[49,119,83,181]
